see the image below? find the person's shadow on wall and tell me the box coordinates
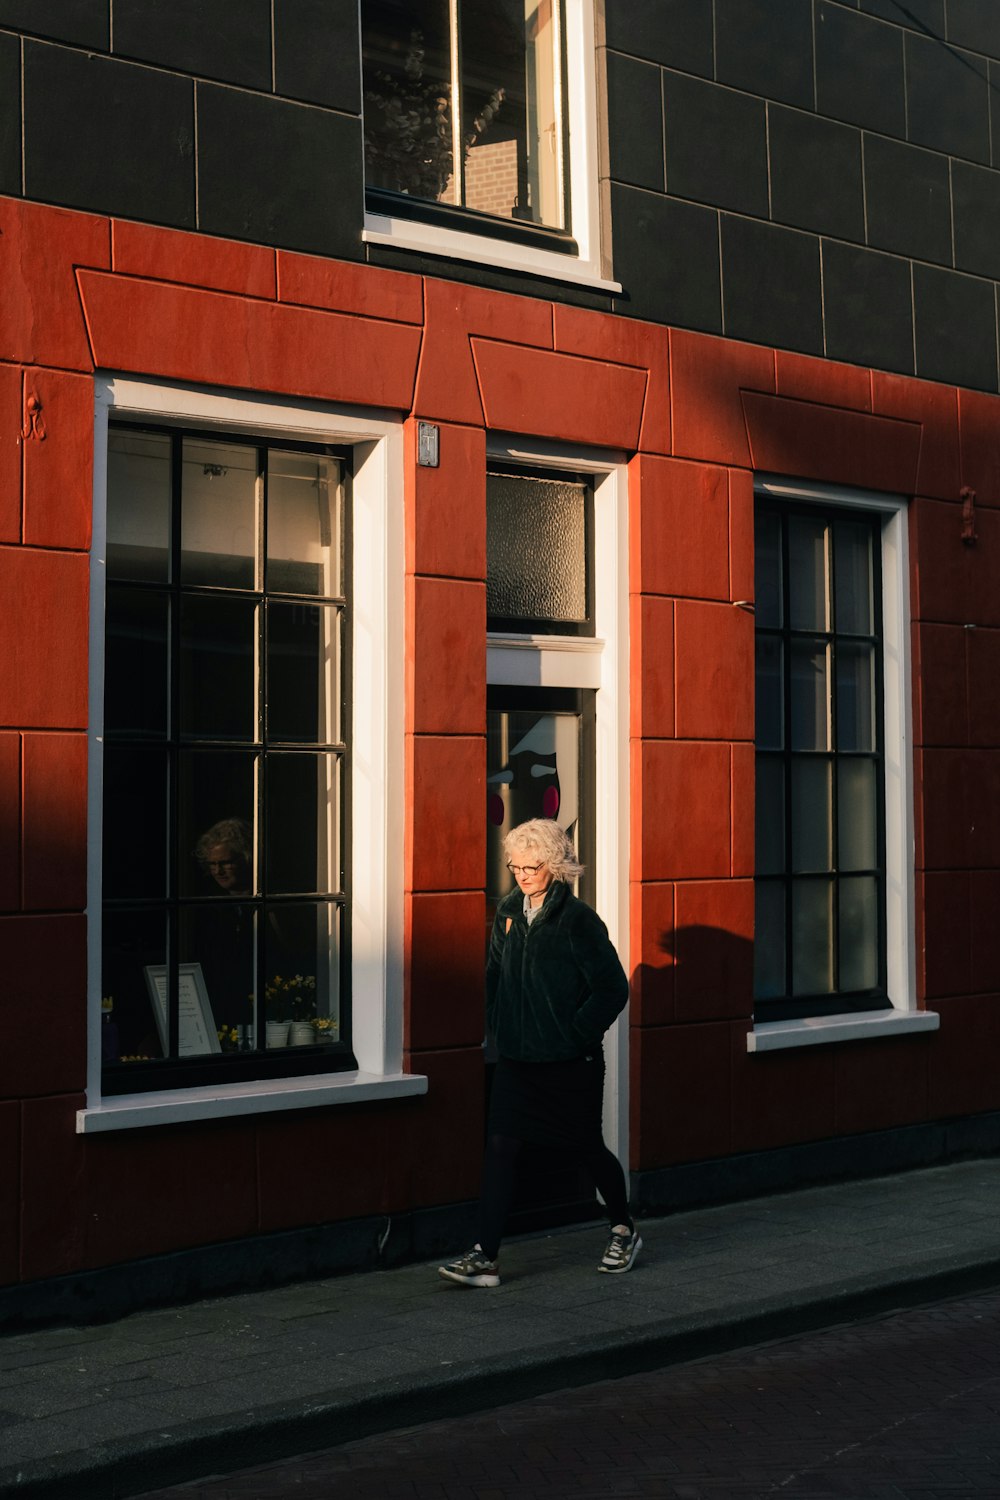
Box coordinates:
[632,921,754,1021]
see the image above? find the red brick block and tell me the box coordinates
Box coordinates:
[927,993,1000,1118]
[22,368,93,550]
[730,1022,836,1152]
[112,220,277,299]
[967,748,1000,870]
[632,739,731,882]
[414,277,552,425]
[472,340,646,450]
[674,599,754,741]
[22,732,87,912]
[629,594,674,741]
[406,735,485,894]
[629,455,730,601]
[731,743,755,879]
[0,1102,18,1283]
[670,329,774,466]
[553,306,671,454]
[0,732,18,911]
[970,507,1000,627]
[77,270,422,411]
[401,1046,484,1204]
[958,387,1000,507]
[873,371,960,502]
[278,250,422,323]
[966,626,1000,746]
[919,870,971,1001]
[20,1093,87,1279]
[406,890,487,1051]
[915,749,969,871]
[631,1022,731,1168]
[258,1105,400,1229]
[0,364,21,544]
[0,914,87,1097]
[912,622,969,747]
[86,1118,257,1266]
[742,391,921,495]
[776,350,872,412]
[405,420,486,581]
[0,548,89,729]
[971,870,1000,995]
[908,498,971,626]
[629,880,675,1025]
[834,1033,930,1135]
[673,879,754,1023]
[407,576,485,736]
[728,467,754,605]
[0,197,108,370]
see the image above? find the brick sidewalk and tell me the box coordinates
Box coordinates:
[2,1157,1000,1499]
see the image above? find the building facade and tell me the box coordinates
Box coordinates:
[2,0,999,1319]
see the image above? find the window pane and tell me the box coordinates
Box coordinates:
[755,508,782,628]
[787,516,830,631]
[792,878,834,995]
[839,877,879,992]
[460,0,564,229]
[107,429,171,583]
[834,518,874,635]
[266,754,341,895]
[102,907,166,1063]
[179,755,257,897]
[181,439,257,588]
[791,758,832,872]
[103,745,168,900]
[487,707,581,901]
[754,882,785,999]
[362,0,454,202]
[262,903,341,1049]
[838,759,878,870]
[179,904,255,1052]
[266,452,343,597]
[790,639,830,750]
[755,756,785,875]
[487,472,587,624]
[836,642,875,751]
[267,603,342,745]
[105,588,168,738]
[179,597,257,742]
[755,636,783,749]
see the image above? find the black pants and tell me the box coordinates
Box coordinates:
[476,1132,632,1262]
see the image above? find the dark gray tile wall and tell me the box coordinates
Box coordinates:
[607,0,1000,391]
[0,2,364,260]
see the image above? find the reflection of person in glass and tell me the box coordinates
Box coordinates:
[189,818,254,1045]
[195,818,252,895]
[439,819,641,1289]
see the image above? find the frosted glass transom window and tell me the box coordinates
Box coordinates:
[486,469,592,633]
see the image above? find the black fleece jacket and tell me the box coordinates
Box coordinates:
[485,880,629,1062]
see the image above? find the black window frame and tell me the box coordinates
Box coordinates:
[361,0,578,257]
[754,494,888,1023]
[100,420,356,1095]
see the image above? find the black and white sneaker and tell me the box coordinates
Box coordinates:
[599,1226,642,1274]
[438,1247,501,1287]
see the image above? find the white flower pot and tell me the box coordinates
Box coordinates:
[266,1022,289,1048]
[289,1021,315,1046]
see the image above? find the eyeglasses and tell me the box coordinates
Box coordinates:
[203,859,240,873]
[507,862,544,877]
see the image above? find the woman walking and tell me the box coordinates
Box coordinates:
[439,819,641,1287]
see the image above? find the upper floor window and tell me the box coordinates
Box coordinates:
[361,1,613,289]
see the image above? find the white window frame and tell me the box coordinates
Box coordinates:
[486,436,630,1160]
[362,0,620,293]
[748,476,938,1054]
[79,376,426,1133]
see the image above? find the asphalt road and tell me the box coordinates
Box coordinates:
[139,1285,1000,1499]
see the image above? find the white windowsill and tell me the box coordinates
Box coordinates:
[747,1008,940,1054]
[363,214,621,293]
[76,1070,428,1134]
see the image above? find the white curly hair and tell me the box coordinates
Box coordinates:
[503,819,584,882]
